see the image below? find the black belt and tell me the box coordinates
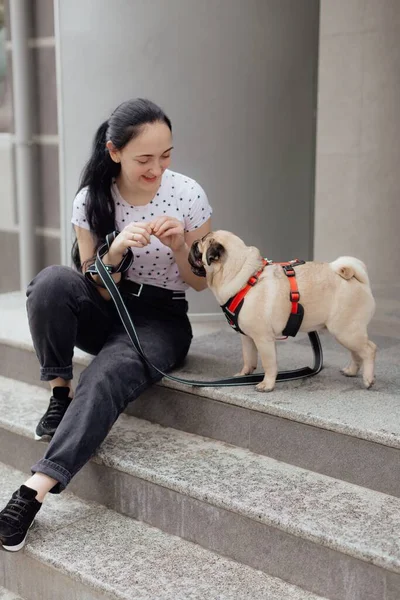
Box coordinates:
[121,279,186,301]
[94,234,323,387]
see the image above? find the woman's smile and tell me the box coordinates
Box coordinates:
[141,174,159,183]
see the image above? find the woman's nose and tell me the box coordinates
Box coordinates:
[150,160,164,175]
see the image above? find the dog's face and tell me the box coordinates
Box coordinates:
[189,230,263,304]
[188,232,228,277]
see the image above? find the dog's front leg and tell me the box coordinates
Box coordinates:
[253,337,277,392]
[235,335,258,376]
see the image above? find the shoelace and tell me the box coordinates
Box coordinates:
[0,496,31,527]
[42,396,70,426]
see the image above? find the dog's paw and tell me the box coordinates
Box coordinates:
[255,381,275,393]
[235,365,257,377]
[341,366,358,377]
[363,375,375,389]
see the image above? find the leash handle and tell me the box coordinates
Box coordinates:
[95,244,323,387]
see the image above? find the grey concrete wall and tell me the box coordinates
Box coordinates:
[0,0,60,293]
[56,0,319,314]
[314,0,400,285]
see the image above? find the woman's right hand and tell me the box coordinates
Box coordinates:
[108,222,153,262]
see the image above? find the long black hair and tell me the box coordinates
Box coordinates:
[72,98,172,269]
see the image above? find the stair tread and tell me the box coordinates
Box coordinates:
[0,462,326,600]
[1,375,400,574]
[1,292,400,450]
[169,332,400,450]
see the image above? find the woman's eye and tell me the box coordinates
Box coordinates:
[137,154,170,164]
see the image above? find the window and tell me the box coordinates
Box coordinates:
[0,1,12,132]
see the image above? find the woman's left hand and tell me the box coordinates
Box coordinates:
[151,216,186,252]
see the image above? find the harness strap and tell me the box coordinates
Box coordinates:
[228,259,269,314]
[281,264,300,313]
[280,260,305,337]
[94,241,323,387]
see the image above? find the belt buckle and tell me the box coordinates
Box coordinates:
[131,283,143,297]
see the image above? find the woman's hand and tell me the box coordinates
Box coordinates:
[151,216,185,252]
[108,221,152,261]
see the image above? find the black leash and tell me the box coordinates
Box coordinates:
[94,236,323,387]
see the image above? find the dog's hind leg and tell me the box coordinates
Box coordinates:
[360,338,377,389]
[341,351,363,377]
[329,326,377,389]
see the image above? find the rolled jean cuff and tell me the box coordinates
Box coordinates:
[40,365,73,382]
[31,458,71,494]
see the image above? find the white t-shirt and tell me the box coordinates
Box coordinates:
[71,169,213,291]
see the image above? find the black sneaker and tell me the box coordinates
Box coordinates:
[0,485,42,551]
[35,386,72,441]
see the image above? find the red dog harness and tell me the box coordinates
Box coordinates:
[220,259,306,337]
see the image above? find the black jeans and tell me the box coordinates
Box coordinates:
[26,265,193,493]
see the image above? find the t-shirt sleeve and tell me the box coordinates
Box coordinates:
[71,188,90,230]
[183,180,213,232]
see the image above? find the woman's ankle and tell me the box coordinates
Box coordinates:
[49,377,73,396]
[24,473,58,503]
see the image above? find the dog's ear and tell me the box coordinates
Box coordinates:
[206,241,225,266]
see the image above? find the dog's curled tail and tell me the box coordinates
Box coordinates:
[330,256,370,285]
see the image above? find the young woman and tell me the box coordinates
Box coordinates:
[0,98,212,551]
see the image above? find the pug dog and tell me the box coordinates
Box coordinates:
[189,231,376,392]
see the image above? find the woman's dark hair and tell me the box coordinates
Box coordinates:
[71,98,172,269]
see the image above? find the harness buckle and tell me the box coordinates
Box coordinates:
[248,276,258,286]
[290,290,300,302]
[283,266,296,277]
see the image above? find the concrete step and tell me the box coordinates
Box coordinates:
[0,377,399,600]
[1,292,400,498]
[131,329,400,498]
[0,462,327,600]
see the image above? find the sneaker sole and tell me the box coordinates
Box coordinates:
[34,433,53,442]
[1,521,35,552]
[2,535,28,552]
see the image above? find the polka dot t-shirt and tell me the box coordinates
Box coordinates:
[71,169,212,291]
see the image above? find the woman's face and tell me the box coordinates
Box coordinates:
[108,121,173,194]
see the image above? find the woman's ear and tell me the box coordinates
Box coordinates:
[106,140,120,163]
